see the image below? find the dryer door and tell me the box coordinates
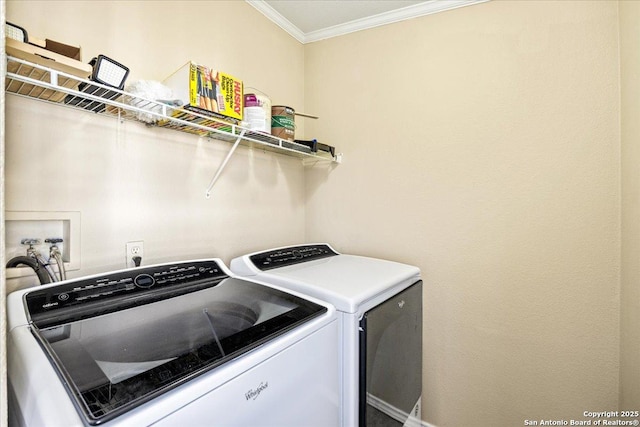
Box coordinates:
[359,280,422,427]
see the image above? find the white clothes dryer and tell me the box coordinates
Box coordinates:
[7,259,339,427]
[230,243,423,427]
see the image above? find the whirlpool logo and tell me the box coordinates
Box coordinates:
[245,381,269,401]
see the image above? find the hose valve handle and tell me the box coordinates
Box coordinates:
[20,238,41,247]
[45,238,64,244]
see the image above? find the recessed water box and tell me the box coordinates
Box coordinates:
[5,211,80,279]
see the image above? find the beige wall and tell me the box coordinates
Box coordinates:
[305,1,621,426]
[619,0,640,412]
[4,1,307,290]
[4,1,638,426]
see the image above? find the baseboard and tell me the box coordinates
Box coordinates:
[366,393,437,427]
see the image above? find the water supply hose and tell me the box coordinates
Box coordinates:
[34,252,58,283]
[46,238,67,281]
[52,251,67,281]
[6,256,52,285]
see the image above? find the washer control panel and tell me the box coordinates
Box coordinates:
[249,244,338,271]
[26,260,226,326]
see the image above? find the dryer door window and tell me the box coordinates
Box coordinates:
[359,280,422,427]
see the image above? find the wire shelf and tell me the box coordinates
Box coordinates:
[5,55,338,163]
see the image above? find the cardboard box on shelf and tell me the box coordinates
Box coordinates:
[44,39,82,60]
[162,61,243,122]
[27,36,82,60]
[6,38,90,78]
[5,38,92,102]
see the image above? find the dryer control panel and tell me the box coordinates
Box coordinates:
[26,260,227,328]
[249,244,338,271]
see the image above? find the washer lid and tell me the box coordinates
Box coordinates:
[232,248,421,313]
[25,261,328,425]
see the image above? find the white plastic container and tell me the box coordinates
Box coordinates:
[244,93,271,133]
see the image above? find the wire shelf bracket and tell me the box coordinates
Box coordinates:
[205,129,246,198]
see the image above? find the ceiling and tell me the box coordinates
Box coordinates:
[247,0,487,44]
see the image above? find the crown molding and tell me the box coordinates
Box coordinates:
[247,0,489,44]
[305,0,488,43]
[246,0,307,43]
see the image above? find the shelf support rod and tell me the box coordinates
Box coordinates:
[205,129,247,199]
[49,70,58,87]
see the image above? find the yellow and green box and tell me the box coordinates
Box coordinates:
[163,61,243,122]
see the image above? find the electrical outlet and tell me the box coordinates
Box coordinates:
[126,241,144,268]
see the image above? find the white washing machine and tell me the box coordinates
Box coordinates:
[7,259,339,427]
[230,243,423,427]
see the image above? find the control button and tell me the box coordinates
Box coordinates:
[134,274,155,288]
[57,293,69,301]
[292,250,303,259]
